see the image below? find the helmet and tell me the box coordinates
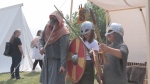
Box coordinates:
[105,23,124,36]
[81,21,95,35]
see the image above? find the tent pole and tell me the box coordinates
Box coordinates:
[146,0,150,83]
[70,0,73,23]
[105,11,109,28]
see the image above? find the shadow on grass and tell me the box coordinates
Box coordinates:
[0,79,19,84]
[24,72,40,77]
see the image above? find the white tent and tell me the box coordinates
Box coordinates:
[88,0,147,63]
[0,4,34,73]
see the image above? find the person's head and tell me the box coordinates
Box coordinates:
[37,30,42,36]
[105,23,124,46]
[10,29,21,43]
[81,21,96,43]
[14,29,21,37]
[49,10,64,26]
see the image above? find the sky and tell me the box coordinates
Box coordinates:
[0,0,87,37]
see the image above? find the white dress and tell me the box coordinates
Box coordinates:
[31,36,43,60]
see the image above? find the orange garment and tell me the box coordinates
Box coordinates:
[45,10,70,45]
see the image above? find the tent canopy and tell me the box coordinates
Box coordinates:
[88,0,147,63]
[0,4,35,73]
[88,0,145,11]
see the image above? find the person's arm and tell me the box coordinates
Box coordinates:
[107,47,122,59]
[17,38,24,58]
[100,43,122,59]
[39,29,45,55]
[18,45,24,58]
[89,41,99,56]
[59,34,70,73]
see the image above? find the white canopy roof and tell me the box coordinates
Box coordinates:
[88,0,145,11]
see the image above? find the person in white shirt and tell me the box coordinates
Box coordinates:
[31,30,43,71]
[75,21,99,84]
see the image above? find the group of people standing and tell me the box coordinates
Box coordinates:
[9,10,128,84]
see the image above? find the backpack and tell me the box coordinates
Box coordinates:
[3,42,12,57]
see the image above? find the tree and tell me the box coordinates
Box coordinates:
[65,12,81,40]
[65,2,107,42]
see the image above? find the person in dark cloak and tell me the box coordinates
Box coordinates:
[39,10,70,84]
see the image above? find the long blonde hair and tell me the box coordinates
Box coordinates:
[10,29,21,43]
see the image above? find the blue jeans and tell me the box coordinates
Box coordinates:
[10,56,21,77]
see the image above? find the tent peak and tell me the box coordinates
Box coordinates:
[0,3,23,10]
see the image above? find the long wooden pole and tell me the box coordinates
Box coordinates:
[92,48,102,84]
[146,0,150,83]
[105,11,109,28]
[90,8,109,65]
[70,0,73,23]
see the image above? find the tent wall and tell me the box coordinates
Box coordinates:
[0,4,34,73]
[109,8,147,63]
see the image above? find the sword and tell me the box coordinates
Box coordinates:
[44,25,56,49]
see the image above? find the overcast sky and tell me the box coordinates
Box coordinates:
[0,0,87,37]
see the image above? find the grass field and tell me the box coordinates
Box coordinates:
[0,72,135,84]
[0,72,99,84]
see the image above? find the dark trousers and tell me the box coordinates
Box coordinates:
[32,60,42,70]
[75,60,94,84]
[10,56,21,77]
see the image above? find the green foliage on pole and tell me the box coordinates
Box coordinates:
[65,2,107,42]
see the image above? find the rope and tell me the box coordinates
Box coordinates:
[139,8,146,28]
[123,0,133,7]
[59,0,67,9]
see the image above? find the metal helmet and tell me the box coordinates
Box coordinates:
[81,21,95,35]
[105,23,124,36]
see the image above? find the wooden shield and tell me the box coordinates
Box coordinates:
[67,38,86,83]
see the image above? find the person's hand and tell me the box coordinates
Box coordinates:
[22,54,25,59]
[59,66,66,74]
[88,49,93,56]
[100,43,109,52]
[40,48,45,55]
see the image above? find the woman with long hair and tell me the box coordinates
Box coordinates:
[75,21,99,84]
[31,30,43,71]
[10,29,24,79]
[100,23,128,84]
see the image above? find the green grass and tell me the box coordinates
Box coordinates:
[0,72,135,84]
[0,72,41,84]
[0,72,99,84]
